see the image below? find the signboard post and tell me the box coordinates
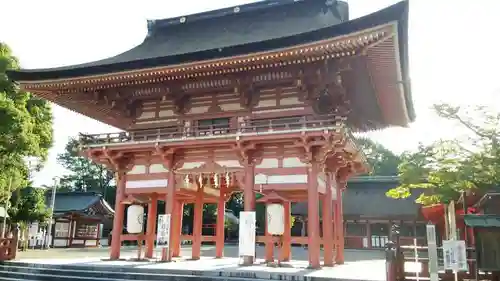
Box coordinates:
[238,211,256,260]
[156,214,171,252]
[443,239,467,281]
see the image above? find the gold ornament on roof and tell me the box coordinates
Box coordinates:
[198,174,203,187]
[225,172,230,187]
[214,173,219,189]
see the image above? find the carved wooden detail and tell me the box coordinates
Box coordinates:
[173,93,191,115]
[235,77,259,110]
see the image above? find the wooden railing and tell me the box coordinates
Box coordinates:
[0,230,18,261]
[79,115,344,146]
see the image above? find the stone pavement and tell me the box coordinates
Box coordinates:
[13,245,387,281]
[17,244,384,261]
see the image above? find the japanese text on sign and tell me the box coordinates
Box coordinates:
[156,214,171,249]
[443,240,467,272]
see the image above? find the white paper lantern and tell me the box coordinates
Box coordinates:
[127,205,144,234]
[266,203,285,235]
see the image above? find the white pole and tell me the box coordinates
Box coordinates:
[414,238,419,281]
[426,224,439,281]
[1,177,12,238]
[45,177,58,249]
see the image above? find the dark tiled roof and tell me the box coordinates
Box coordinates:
[464,214,500,228]
[292,176,421,219]
[8,1,408,88]
[45,191,114,215]
[9,0,347,80]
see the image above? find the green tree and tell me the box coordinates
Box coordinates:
[226,193,243,217]
[57,138,115,202]
[8,185,50,224]
[357,137,402,176]
[386,103,500,205]
[0,42,53,195]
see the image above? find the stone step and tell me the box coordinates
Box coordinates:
[0,262,300,281]
[0,263,271,281]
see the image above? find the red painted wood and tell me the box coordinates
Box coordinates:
[110,172,126,260]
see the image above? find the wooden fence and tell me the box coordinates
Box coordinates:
[387,238,499,281]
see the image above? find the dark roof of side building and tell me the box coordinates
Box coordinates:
[45,191,114,216]
[292,176,422,219]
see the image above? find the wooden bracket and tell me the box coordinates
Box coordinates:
[233,141,258,166]
[102,148,133,172]
[154,144,177,169]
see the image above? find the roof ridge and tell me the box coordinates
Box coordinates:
[147,0,306,32]
[349,175,400,183]
[145,0,348,37]
[47,191,101,196]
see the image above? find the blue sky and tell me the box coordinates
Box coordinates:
[1,0,499,187]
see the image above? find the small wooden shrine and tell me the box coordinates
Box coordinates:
[48,192,114,248]
[8,0,413,268]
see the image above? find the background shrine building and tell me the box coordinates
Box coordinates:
[8,0,413,268]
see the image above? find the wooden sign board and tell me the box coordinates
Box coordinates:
[156,214,171,249]
[443,240,467,272]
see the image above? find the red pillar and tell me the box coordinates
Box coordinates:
[335,182,345,264]
[146,194,158,258]
[192,185,204,260]
[172,201,184,257]
[110,171,126,260]
[162,170,176,262]
[281,201,292,262]
[242,163,255,265]
[170,200,179,258]
[366,221,372,248]
[96,223,101,247]
[322,173,334,266]
[307,163,321,269]
[215,185,226,258]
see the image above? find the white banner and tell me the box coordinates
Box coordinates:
[238,211,256,257]
[156,214,171,249]
[443,240,467,272]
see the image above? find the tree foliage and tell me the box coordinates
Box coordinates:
[57,137,115,201]
[8,185,50,224]
[357,137,401,176]
[386,103,500,205]
[0,42,53,196]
